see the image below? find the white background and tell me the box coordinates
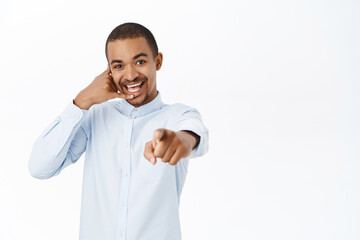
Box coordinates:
[1,0,360,239]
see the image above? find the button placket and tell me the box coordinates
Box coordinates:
[117,112,135,239]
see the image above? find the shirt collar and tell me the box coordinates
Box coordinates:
[114,91,164,117]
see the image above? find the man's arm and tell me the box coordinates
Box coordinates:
[28,66,134,179]
[28,103,88,179]
[143,129,199,165]
[28,103,87,179]
[143,106,209,165]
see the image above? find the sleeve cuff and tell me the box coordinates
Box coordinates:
[176,121,209,159]
[59,101,88,124]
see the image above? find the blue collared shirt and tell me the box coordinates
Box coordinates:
[29,93,209,240]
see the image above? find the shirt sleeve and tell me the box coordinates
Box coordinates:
[28,101,89,179]
[174,106,209,159]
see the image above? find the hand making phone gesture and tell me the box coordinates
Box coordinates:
[73,65,134,110]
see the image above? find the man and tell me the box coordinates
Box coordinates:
[29,22,209,240]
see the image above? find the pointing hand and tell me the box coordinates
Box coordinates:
[143,129,199,165]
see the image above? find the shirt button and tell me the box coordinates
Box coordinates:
[121,201,126,207]
[134,109,137,112]
[125,172,129,177]
[119,232,124,237]
[128,116,133,119]
[124,143,129,147]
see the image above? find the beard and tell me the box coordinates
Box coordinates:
[119,74,157,107]
[128,92,150,107]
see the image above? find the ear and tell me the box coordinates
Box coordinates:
[107,64,112,76]
[155,52,163,71]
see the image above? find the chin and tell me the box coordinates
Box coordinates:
[128,94,149,107]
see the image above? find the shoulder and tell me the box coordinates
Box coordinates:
[165,103,197,113]
[163,103,202,122]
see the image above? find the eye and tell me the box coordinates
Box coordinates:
[136,60,145,65]
[114,64,123,69]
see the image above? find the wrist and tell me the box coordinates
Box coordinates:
[73,96,92,110]
[179,130,200,150]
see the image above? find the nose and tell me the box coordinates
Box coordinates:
[124,65,140,81]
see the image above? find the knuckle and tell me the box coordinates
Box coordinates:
[144,142,150,150]
[173,136,181,144]
[143,152,151,161]
[168,130,175,137]
[154,149,163,157]
[154,129,163,136]
[169,159,177,165]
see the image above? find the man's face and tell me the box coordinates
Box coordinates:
[107,37,163,107]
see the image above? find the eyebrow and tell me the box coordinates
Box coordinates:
[110,53,148,65]
[133,53,148,59]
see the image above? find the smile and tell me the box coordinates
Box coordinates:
[125,81,145,93]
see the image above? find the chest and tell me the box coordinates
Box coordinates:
[86,108,176,175]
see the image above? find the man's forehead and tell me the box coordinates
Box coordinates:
[107,37,151,58]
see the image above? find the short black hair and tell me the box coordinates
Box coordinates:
[105,22,159,59]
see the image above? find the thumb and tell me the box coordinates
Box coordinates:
[111,91,134,100]
[153,128,165,146]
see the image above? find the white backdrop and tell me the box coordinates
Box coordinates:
[1,0,360,239]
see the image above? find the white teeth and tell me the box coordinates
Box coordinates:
[127,82,142,88]
[128,88,140,93]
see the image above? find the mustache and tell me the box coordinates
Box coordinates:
[120,76,148,85]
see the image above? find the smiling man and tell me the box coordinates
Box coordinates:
[28,23,209,240]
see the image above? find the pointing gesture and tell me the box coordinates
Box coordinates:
[143,129,200,165]
[73,65,134,110]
